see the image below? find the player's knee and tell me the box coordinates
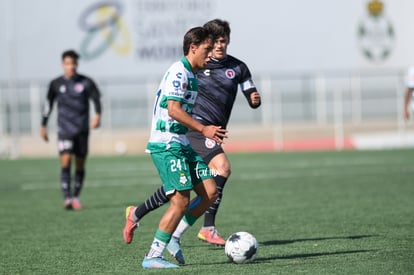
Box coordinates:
[219,163,231,178]
[170,194,190,214]
[176,200,190,215]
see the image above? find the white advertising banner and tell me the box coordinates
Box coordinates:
[1,0,413,81]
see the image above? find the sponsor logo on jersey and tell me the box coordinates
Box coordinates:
[172,80,181,90]
[182,82,187,90]
[225,69,235,79]
[176,72,182,79]
[170,91,184,97]
[59,85,66,93]
[74,83,85,93]
[205,138,216,149]
[204,69,210,76]
[194,162,220,179]
[184,91,196,104]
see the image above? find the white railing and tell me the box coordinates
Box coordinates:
[0,69,409,158]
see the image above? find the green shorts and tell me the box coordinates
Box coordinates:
[150,142,213,195]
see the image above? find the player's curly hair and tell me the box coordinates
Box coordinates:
[203,19,231,41]
[183,27,212,55]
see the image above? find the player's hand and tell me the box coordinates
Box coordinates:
[250,91,261,107]
[201,126,228,144]
[90,114,101,129]
[40,126,48,142]
[404,108,410,120]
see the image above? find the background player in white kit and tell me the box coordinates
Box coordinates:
[403,66,414,120]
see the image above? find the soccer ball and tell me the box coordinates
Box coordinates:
[225,231,258,264]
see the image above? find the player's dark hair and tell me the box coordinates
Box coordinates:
[203,19,231,41]
[183,27,211,55]
[62,50,80,61]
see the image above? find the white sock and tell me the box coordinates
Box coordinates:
[147,238,166,258]
[172,219,191,239]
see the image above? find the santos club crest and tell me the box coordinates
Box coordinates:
[358,0,395,63]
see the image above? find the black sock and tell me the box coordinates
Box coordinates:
[204,175,228,227]
[73,170,85,197]
[134,186,169,220]
[61,167,71,199]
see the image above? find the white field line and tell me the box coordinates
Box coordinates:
[19,166,414,191]
[14,156,414,191]
[18,164,155,177]
[21,177,160,191]
[232,166,414,181]
[233,156,408,170]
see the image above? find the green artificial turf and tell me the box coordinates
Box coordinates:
[0,149,413,274]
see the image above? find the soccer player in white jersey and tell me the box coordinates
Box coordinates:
[404,66,414,120]
[123,19,261,265]
[125,27,227,269]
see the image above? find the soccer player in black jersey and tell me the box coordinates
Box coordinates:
[123,19,261,262]
[41,50,102,210]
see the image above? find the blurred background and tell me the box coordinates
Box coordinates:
[1,0,414,158]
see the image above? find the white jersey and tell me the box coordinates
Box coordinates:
[407,66,414,89]
[146,56,198,153]
[406,66,414,110]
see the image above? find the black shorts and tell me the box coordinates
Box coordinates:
[57,133,89,158]
[186,130,224,164]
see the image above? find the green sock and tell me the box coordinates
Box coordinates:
[147,229,171,258]
[183,213,197,226]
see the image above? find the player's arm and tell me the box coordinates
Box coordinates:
[167,100,227,143]
[89,79,102,129]
[404,87,413,120]
[239,63,261,108]
[40,83,56,142]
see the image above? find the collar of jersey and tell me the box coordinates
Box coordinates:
[211,56,228,63]
[63,74,79,81]
[180,56,194,73]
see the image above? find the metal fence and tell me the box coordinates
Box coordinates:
[0,69,408,157]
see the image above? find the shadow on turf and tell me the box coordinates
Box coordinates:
[260,234,378,246]
[195,249,377,266]
[254,249,378,263]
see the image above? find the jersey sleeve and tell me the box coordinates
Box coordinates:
[406,67,414,89]
[41,81,56,126]
[164,66,187,102]
[239,62,259,108]
[88,78,102,114]
[238,62,255,91]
